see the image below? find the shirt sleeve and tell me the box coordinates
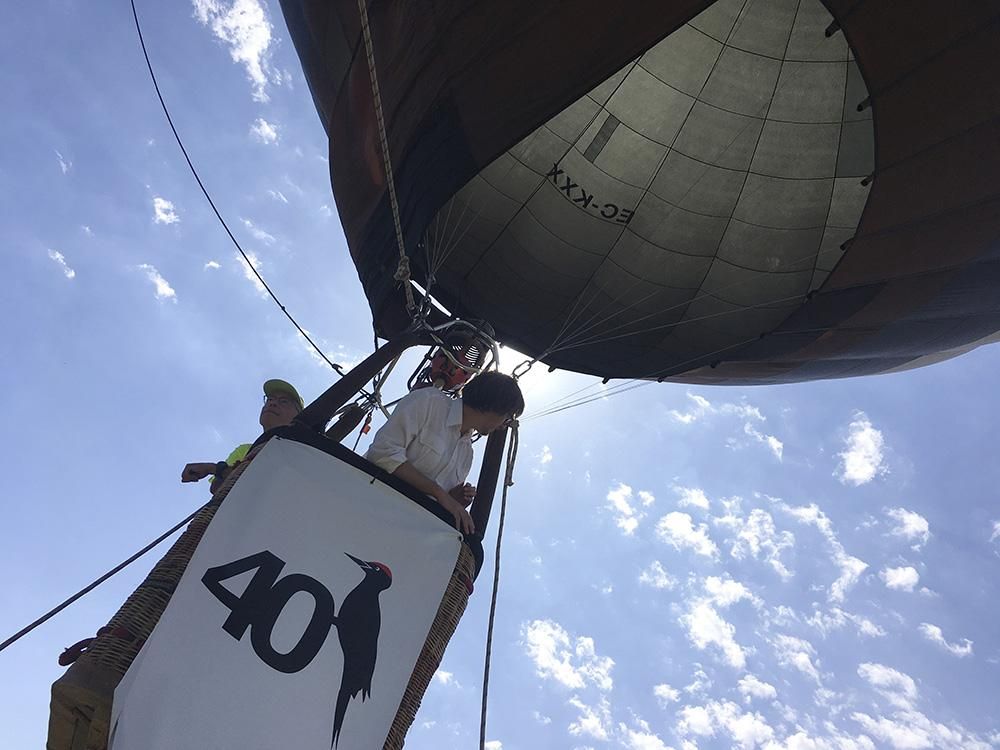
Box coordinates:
[364,390,430,474]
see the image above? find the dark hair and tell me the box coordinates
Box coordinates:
[462,371,524,417]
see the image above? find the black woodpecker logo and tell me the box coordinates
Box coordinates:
[331,552,393,747]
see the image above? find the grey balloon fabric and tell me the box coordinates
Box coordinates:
[280,0,1000,383]
[426,0,873,380]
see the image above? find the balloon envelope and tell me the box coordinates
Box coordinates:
[280,0,1000,383]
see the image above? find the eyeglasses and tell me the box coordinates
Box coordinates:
[263,394,297,408]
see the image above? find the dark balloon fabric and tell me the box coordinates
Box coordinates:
[280,0,1000,383]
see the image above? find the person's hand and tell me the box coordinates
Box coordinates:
[434,487,476,535]
[448,483,477,508]
[181,462,217,483]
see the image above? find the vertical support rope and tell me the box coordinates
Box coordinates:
[479,421,519,750]
[356,0,416,312]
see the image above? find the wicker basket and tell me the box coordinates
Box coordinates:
[45,452,475,750]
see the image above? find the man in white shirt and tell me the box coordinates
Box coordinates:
[365,371,524,534]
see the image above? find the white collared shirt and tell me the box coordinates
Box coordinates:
[365,387,473,491]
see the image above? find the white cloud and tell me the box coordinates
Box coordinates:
[684,667,712,696]
[81,225,94,236]
[723,508,794,580]
[137,264,177,302]
[532,711,551,725]
[237,250,267,295]
[670,392,714,424]
[850,710,990,750]
[744,422,784,460]
[918,623,972,657]
[250,117,279,144]
[533,445,554,478]
[782,502,867,602]
[886,508,930,549]
[638,561,676,590]
[653,683,680,705]
[704,575,759,608]
[483,742,502,750]
[675,486,710,509]
[738,674,777,702]
[267,189,288,203]
[319,204,333,218]
[807,607,885,638]
[55,149,71,174]
[680,602,747,669]
[152,196,179,224]
[657,512,719,558]
[204,260,221,270]
[837,412,887,485]
[677,700,775,749]
[433,670,457,686]
[47,249,75,279]
[857,662,917,710]
[520,619,614,691]
[991,521,1000,542]
[193,0,275,102]
[619,720,671,750]
[567,696,611,741]
[772,635,820,684]
[241,217,276,244]
[606,482,646,535]
[880,566,919,592]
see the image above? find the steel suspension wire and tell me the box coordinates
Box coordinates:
[479,421,520,750]
[130,0,347,378]
[0,505,204,655]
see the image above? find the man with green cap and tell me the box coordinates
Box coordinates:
[181,379,304,492]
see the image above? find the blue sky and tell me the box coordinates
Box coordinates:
[2,2,999,748]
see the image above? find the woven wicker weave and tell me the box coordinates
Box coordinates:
[46,451,475,750]
[45,459,250,750]
[383,542,475,749]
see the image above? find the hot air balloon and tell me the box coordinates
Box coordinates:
[43,1,1000,747]
[282,0,1000,384]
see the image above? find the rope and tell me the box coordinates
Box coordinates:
[0,505,204,655]
[479,421,519,750]
[356,0,416,313]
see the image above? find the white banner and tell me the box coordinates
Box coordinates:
[110,437,463,750]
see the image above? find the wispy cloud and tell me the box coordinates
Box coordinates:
[918,623,972,657]
[837,412,887,485]
[885,507,930,549]
[781,502,867,602]
[638,561,676,590]
[237,250,266,295]
[137,264,177,301]
[267,189,288,204]
[249,117,278,144]
[55,149,71,174]
[653,683,680,705]
[675,485,710,510]
[772,634,821,684]
[880,566,919,592]
[657,512,719,558]
[192,0,275,102]
[204,260,221,270]
[520,619,614,691]
[153,196,179,225]
[718,506,794,580]
[241,217,276,244]
[680,602,746,669]
[47,249,76,279]
[857,662,917,709]
[533,445,553,478]
[606,483,652,536]
[737,674,776,702]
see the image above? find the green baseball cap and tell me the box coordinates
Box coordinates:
[263,379,304,410]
